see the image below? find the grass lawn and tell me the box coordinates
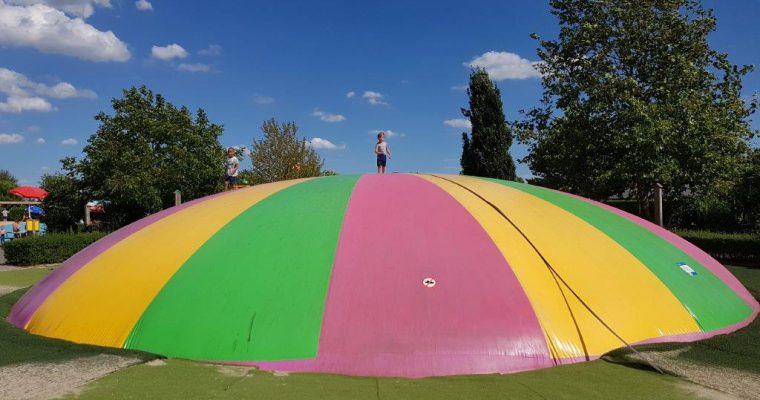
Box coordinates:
[63,358,711,400]
[0,266,56,288]
[0,264,757,399]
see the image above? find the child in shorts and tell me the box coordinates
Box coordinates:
[375,132,392,174]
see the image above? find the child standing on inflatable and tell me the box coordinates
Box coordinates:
[224,147,240,191]
[375,132,392,174]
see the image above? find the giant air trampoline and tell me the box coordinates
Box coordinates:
[8,174,759,377]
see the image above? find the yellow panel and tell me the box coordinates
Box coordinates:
[421,174,700,359]
[26,179,311,347]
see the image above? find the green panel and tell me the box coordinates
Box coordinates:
[480,178,752,332]
[125,175,360,361]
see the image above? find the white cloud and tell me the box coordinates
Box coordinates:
[444,118,472,130]
[0,67,94,112]
[308,137,345,150]
[178,63,211,73]
[466,51,541,80]
[6,0,112,19]
[0,2,130,62]
[39,82,96,98]
[61,137,77,145]
[134,0,151,11]
[451,85,468,91]
[254,95,274,105]
[36,137,45,143]
[346,91,355,98]
[363,90,387,106]
[151,44,188,60]
[0,67,96,99]
[198,44,222,56]
[311,109,346,123]
[370,129,404,138]
[0,132,23,143]
[26,125,40,132]
[0,96,52,112]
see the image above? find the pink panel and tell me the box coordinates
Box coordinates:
[565,192,759,314]
[254,174,552,377]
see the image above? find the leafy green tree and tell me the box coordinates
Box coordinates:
[518,0,757,218]
[249,119,325,184]
[460,69,517,180]
[733,148,760,231]
[8,206,25,222]
[0,169,18,201]
[63,86,225,228]
[40,173,85,232]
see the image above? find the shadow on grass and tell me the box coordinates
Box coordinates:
[0,288,157,367]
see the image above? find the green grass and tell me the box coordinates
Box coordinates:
[0,288,155,367]
[64,358,706,400]
[0,266,56,287]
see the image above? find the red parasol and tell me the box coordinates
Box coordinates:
[8,186,49,200]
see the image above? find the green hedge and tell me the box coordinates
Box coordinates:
[675,230,760,265]
[3,232,107,266]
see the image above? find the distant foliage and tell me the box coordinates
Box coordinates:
[8,207,25,222]
[460,69,517,180]
[41,173,85,232]
[517,0,757,218]
[249,119,325,184]
[4,232,106,266]
[0,169,18,201]
[61,86,225,229]
[733,149,760,232]
[676,230,759,265]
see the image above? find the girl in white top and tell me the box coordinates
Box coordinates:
[375,132,392,174]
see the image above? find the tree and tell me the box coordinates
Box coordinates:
[63,86,225,228]
[40,173,84,232]
[733,148,760,231]
[518,0,757,218]
[460,69,517,180]
[0,169,18,201]
[249,119,325,184]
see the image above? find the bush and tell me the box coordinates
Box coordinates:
[3,232,107,266]
[676,230,760,266]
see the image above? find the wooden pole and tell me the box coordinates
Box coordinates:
[654,183,664,227]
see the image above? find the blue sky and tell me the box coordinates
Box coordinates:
[1,0,758,185]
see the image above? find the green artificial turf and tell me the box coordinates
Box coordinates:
[0,266,55,287]
[64,358,707,400]
[0,288,156,367]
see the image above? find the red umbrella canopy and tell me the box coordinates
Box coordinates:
[8,186,49,200]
